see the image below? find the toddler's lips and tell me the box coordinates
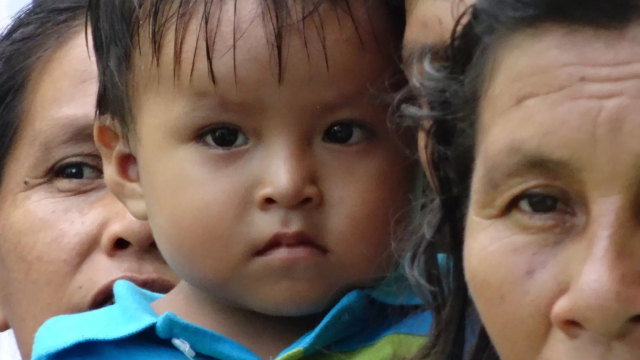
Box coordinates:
[255,231,328,257]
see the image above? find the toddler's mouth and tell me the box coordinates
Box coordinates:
[255,231,328,257]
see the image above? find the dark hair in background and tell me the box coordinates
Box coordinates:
[402,0,640,359]
[86,0,406,136]
[0,0,89,184]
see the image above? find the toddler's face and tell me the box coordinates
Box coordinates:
[102,1,414,316]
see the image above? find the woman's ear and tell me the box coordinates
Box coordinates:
[94,121,148,221]
[418,122,440,194]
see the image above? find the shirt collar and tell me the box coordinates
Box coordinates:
[34,276,424,360]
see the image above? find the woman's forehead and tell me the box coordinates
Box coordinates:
[20,31,96,140]
[481,23,640,128]
[476,23,640,187]
[3,30,98,181]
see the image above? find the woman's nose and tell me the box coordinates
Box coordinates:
[100,201,156,257]
[551,204,640,340]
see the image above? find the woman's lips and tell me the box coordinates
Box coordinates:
[89,275,176,310]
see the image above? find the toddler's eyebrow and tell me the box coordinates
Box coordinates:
[313,91,373,111]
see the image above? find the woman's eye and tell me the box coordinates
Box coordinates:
[203,126,249,149]
[53,162,103,180]
[516,194,561,214]
[322,122,372,145]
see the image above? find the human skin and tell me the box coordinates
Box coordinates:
[0,30,179,359]
[403,0,474,61]
[464,24,640,360]
[96,1,415,358]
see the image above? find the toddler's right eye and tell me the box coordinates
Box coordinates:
[202,126,249,150]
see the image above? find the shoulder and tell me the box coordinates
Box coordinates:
[32,280,162,360]
[307,335,427,360]
[329,307,432,355]
[33,333,179,360]
[31,305,155,360]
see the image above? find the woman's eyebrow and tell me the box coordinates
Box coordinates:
[479,149,581,191]
[35,117,96,154]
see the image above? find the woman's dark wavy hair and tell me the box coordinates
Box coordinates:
[86,0,406,136]
[0,0,88,184]
[402,0,640,359]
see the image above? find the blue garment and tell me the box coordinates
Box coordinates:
[32,280,431,360]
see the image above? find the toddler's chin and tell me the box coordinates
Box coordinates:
[245,292,343,318]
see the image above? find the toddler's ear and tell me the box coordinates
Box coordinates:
[94,121,148,221]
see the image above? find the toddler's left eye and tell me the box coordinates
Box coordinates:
[202,126,249,150]
[322,122,372,145]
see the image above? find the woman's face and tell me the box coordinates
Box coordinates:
[465,24,640,360]
[0,31,178,358]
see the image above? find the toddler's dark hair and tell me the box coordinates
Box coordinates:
[86,0,406,136]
